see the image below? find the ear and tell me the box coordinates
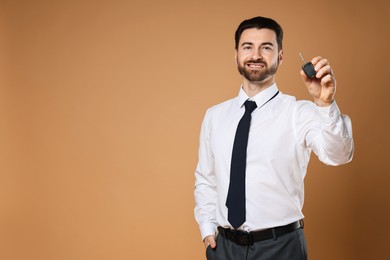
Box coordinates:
[278,50,284,64]
[234,49,238,65]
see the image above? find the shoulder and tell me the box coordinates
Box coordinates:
[272,91,298,110]
[275,92,318,119]
[205,97,236,116]
[277,91,315,108]
[277,92,297,103]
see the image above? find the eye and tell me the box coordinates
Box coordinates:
[243,45,252,50]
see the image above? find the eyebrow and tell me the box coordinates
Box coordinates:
[240,42,274,47]
[261,42,274,46]
[241,42,254,46]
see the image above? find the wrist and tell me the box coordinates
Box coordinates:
[314,99,334,107]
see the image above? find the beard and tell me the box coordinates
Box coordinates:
[237,58,279,82]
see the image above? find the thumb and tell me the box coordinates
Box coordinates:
[209,237,217,249]
[204,235,217,249]
[300,69,310,82]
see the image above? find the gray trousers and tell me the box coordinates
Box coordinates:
[206,228,307,260]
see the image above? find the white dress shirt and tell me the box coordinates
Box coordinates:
[194,83,354,240]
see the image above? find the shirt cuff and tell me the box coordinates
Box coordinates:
[200,223,217,241]
[316,100,341,122]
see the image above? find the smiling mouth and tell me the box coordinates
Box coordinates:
[246,63,265,69]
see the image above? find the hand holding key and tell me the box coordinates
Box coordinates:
[299,54,336,107]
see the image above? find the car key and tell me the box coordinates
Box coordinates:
[299,52,316,79]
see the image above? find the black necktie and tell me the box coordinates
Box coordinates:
[226,100,257,229]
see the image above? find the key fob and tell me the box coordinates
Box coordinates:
[299,52,316,79]
[302,62,316,78]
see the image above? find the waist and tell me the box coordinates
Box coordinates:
[217,219,304,246]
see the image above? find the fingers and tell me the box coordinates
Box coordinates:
[204,235,217,249]
[311,56,334,79]
[313,56,336,89]
[311,56,323,65]
[321,73,336,89]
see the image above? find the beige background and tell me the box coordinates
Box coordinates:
[0,0,389,259]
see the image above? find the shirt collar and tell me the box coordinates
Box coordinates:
[238,83,279,109]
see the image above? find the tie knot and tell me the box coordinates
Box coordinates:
[244,100,257,113]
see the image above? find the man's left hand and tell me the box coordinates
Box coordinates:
[300,56,336,107]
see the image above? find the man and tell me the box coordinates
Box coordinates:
[194,16,354,259]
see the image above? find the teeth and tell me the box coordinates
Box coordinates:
[248,64,263,68]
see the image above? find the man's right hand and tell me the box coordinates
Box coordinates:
[203,235,217,249]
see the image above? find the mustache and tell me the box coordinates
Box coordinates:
[245,59,267,65]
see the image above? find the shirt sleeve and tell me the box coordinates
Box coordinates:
[194,110,218,240]
[294,100,354,166]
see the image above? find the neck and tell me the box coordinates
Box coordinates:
[242,77,275,97]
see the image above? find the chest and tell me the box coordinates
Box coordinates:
[209,105,296,161]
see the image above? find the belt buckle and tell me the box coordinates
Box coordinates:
[247,232,254,245]
[235,231,253,246]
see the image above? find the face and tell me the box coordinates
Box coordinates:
[235,28,283,83]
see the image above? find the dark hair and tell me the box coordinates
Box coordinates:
[235,16,283,50]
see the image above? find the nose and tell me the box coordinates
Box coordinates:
[250,48,263,61]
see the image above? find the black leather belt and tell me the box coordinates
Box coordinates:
[217,220,304,246]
